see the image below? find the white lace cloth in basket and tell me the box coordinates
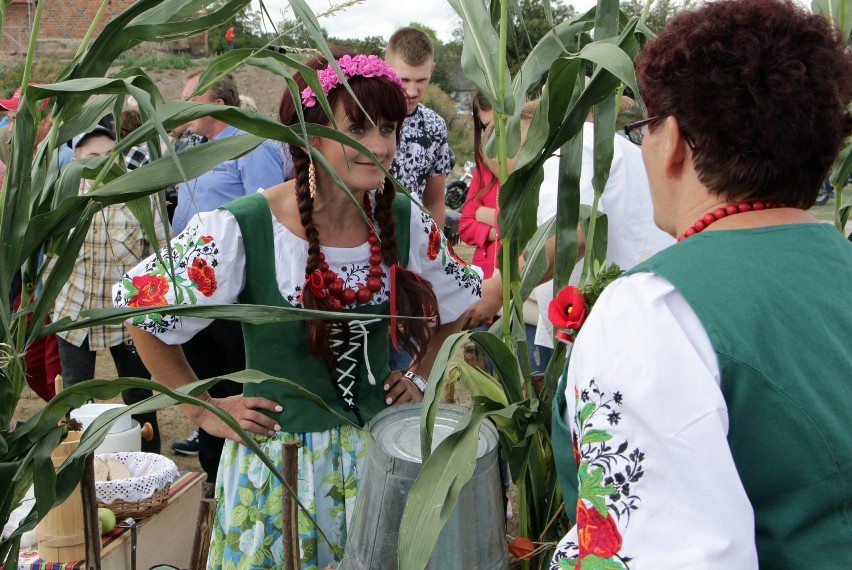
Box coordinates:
[95,452,179,504]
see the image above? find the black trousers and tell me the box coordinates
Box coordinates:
[181,319,245,485]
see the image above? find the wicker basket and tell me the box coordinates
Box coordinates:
[97,483,171,519]
[95,452,179,520]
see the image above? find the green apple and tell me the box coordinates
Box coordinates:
[98,507,116,535]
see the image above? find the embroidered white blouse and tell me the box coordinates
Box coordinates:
[551,272,759,569]
[112,194,482,343]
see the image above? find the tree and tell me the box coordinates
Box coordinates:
[275,19,327,50]
[208,6,268,55]
[621,0,694,34]
[327,35,386,57]
[506,0,578,73]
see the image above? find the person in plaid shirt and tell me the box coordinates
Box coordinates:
[53,126,166,453]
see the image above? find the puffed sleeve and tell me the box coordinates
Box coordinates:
[112,209,247,345]
[550,272,758,570]
[406,207,483,323]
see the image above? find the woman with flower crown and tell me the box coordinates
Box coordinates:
[113,54,481,569]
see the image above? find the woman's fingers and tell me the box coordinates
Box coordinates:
[198,395,284,441]
[383,371,423,405]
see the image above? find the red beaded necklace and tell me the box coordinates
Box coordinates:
[678,200,783,241]
[301,195,384,307]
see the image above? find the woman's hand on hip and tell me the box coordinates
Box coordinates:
[185,395,283,443]
[383,370,424,405]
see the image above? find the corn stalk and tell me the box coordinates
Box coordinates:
[0,0,402,566]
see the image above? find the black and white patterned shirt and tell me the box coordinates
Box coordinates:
[390,104,453,203]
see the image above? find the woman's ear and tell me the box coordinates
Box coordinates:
[663,115,690,180]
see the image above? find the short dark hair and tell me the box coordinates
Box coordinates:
[186,70,240,107]
[386,27,433,65]
[637,0,852,208]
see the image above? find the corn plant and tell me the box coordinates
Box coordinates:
[0,0,407,565]
[812,0,852,235]
[397,1,654,568]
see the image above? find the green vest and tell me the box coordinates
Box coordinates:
[630,224,852,567]
[222,193,411,433]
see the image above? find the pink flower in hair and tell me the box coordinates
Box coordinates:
[300,54,403,108]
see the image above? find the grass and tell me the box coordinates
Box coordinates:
[114,52,201,71]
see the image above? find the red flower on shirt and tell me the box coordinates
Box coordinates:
[577,500,623,560]
[127,274,169,307]
[200,235,214,244]
[549,286,588,334]
[427,224,441,260]
[188,257,217,297]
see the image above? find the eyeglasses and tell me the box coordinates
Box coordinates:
[624,115,664,145]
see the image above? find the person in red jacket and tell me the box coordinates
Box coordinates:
[458,93,500,278]
[225,25,234,51]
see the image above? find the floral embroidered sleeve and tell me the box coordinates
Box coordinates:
[551,273,759,570]
[112,209,246,345]
[405,207,482,323]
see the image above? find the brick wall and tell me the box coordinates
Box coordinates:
[2,1,208,58]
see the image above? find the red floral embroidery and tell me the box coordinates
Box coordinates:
[127,274,169,307]
[549,286,588,331]
[508,537,535,561]
[200,235,214,244]
[427,224,441,260]
[576,500,623,560]
[572,431,581,468]
[188,257,217,297]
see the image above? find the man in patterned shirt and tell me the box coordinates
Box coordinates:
[386,27,453,230]
[53,126,166,452]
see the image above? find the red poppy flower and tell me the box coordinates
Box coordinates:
[127,274,169,307]
[427,224,441,260]
[200,235,214,244]
[576,500,623,560]
[549,286,588,331]
[188,257,217,297]
[508,537,535,561]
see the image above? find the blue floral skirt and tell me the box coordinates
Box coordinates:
[206,424,368,570]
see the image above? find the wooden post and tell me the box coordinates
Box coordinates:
[189,498,217,570]
[80,453,102,570]
[281,442,300,570]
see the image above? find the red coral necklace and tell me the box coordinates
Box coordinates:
[679,200,783,241]
[302,195,384,307]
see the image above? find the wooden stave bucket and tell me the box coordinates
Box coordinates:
[36,430,88,563]
[342,403,508,570]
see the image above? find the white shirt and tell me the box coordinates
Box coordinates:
[534,123,674,347]
[550,272,758,569]
[113,194,482,343]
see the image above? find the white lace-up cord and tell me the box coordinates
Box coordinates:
[329,318,382,409]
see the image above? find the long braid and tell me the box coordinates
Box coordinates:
[373,180,440,364]
[292,147,342,369]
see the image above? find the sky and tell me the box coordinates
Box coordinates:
[252,0,599,43]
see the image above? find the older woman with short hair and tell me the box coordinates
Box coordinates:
[550,0,852,568]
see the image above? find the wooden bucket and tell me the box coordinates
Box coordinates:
[36,430,88,563]
[342,403,508,569]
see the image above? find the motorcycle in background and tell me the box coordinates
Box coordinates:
[444,161,475,244]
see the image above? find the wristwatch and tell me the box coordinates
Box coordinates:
[403,370,428,393]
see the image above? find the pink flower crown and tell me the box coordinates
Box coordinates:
[300,54,403,108]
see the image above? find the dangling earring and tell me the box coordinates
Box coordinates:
[308,161,317,200]
[377,178,385,195]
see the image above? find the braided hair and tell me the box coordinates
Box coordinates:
[280,56,440,371]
